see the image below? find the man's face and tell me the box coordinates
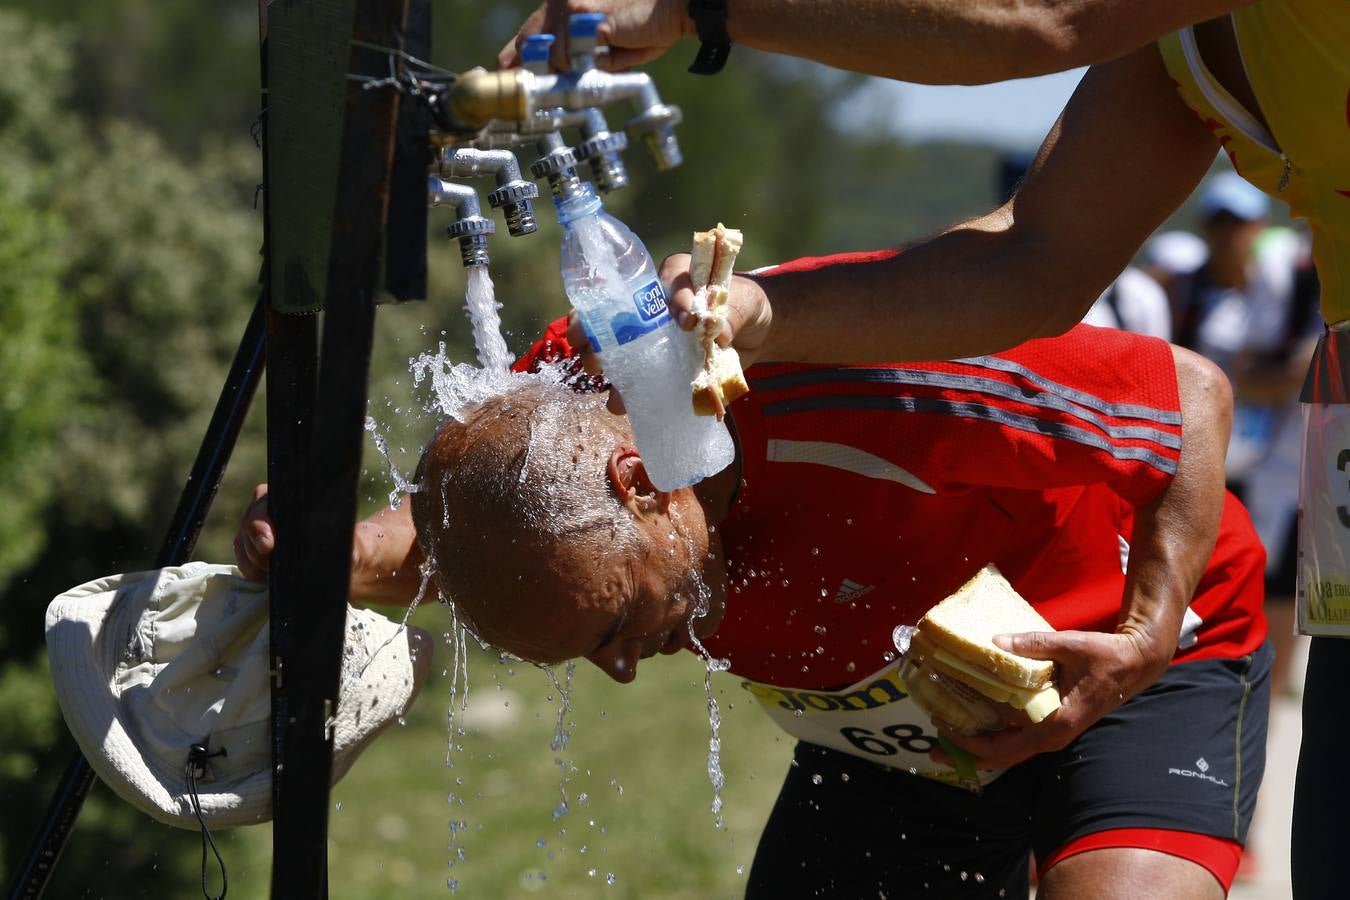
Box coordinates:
[460,487,727,684]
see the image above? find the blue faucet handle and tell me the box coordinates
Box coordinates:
[521,33,555,74]
[568,13,607,40]
[522,34,555,60]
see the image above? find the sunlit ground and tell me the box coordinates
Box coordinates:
[223,604,792,899]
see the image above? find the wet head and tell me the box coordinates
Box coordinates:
[411,380,726,683]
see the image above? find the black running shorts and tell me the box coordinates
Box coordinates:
[745,641,1272,899]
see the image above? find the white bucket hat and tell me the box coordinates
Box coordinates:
[45,562,432,829]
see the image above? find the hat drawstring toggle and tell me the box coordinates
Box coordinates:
[186,742,229,900]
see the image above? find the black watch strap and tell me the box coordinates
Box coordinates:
[688,0,732,75]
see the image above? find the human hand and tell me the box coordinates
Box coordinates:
[499,0,693,71]
[565,252,773,414]
[929,628,1162,771]
[233,483,274,582]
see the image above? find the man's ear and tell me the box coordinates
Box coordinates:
[607,445,671,515]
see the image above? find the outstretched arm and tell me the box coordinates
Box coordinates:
[234,483,426,606]
[567,45,1220,375]
[502,0,1249,84]
[936,346,1233,771]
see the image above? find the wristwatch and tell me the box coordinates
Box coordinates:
[688,0,732,75]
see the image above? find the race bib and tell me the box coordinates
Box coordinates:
[1297,326,1350,636]
[1297,402,1350,634]
[740,657,1005,790]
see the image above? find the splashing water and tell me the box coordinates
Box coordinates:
[464,266,513,373]
[411,341,515,422]
[684,561,732,829]
[545,661,576,754]
[342,558,435,697]
[364,416,421,508]
[442,586,473,891]
[542,662,578,822]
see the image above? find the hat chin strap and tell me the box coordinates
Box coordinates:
[186,742,229,900]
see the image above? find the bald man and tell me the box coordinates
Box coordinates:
[238,318,1270,899]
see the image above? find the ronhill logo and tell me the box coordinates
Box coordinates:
[1168,756,1229,787]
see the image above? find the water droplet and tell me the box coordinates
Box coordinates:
[840,773,850,783]
[811,774,823,785]
[811,547,820,556]
[845,661,856,672]
[813,625,827,635]
[587,868,597,878]
[334,801,342,811]
[606,873,617,885]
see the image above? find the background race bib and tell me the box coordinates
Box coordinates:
[1298,401,1350,635]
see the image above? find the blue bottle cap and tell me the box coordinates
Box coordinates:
[553,182,604,225]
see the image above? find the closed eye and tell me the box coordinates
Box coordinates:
[591,607,628,655]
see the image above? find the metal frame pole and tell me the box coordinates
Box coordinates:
[264,1,409,896]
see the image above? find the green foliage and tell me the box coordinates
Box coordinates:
[0,8,261,893]
[0,177,82,593]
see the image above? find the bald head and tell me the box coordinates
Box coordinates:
[411,380,638,654]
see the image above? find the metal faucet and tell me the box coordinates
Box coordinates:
[564,17,636,186]
[437,147,539,236]
[518,33,586,202]
[431,14,683,172]
[428,176,493,267]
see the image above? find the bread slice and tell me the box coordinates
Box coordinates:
[916,564,1055,690]
[688,224,749,419]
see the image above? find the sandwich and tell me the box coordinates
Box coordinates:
[688,223,750,419]
[902,564,1062,735]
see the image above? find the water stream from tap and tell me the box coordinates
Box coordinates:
[464,265,513,373]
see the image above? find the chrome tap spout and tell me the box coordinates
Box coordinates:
[438,148,539,237]
[428,176,494,267]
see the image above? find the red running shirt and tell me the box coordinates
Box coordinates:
[515,253,1268,690]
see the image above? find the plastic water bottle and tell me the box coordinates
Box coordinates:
[555,183,735,490]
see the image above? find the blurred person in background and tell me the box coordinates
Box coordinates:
[1172,173,1276,378]
[1224,231,1321,701]
[1143,230,1211,315]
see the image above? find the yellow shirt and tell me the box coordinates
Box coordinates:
[1158,1,1350,324]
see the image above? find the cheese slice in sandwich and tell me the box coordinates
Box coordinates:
[910,564,1062,726]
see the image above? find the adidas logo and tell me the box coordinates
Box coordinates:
[833,579,876,604]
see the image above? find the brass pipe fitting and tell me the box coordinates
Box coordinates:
[436,68,532,132]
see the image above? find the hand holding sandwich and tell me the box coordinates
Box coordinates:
[929,625,1175,772]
